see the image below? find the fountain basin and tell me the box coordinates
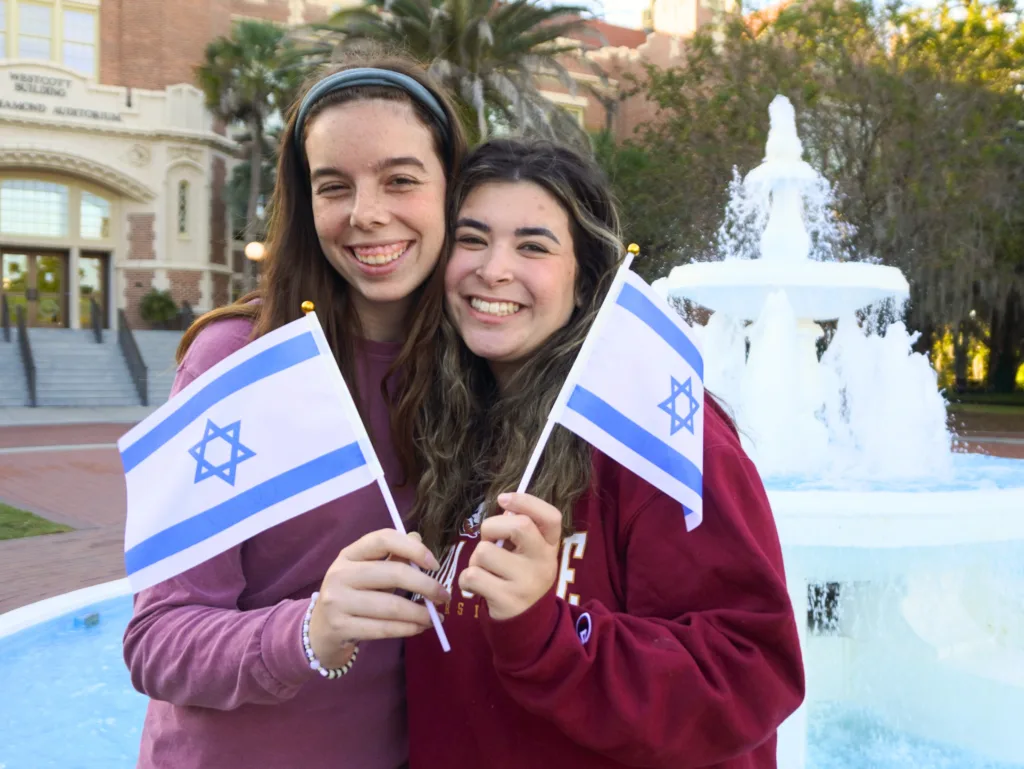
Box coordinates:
[770,455,1024,767]
[1,570,1022,769]
[658,258,910,321]
[772,488,1024,551]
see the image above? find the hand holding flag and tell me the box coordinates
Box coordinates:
[118,306,450,651]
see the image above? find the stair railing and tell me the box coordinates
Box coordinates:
[179,300,195,331]
[117,309,148,406]
[1,293,9,343]
[89,296,103,343]
[15,305,37,407]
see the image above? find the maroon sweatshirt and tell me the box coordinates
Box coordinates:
[405,400,804,769]
[123,317,413,769]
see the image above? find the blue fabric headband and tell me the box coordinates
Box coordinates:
[293,67,452,162]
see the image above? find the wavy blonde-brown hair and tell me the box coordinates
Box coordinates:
[176,51,468,481]
[413,139,625,555]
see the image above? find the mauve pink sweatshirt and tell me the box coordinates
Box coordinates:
[123,317,413,769]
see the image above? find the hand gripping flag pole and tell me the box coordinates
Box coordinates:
[301,302,450,652]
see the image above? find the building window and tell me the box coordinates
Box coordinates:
[0,179,69,238]
[0,2,7,58]
[562,104,585,127]
[177,180,190,236]
[17,2,52,60]
[62,7,96,77]
[0,2,99,76]
[80,191,110,239]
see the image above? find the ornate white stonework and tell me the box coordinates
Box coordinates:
[168,146,203,162]
[0,146,156,202]
[126,144,152,167]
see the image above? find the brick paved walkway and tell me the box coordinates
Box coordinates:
[0,423,129,450]
[0,418,1022,616]
[0,423,129,614]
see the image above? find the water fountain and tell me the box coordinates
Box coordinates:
[655,96,1024,769]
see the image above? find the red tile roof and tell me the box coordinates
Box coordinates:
[571,18,648,50]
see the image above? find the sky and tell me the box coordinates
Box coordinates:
[583,0,646,28]
[583,0,952,28]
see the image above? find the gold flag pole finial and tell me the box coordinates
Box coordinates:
[627,243,640,256]
[301,301,315,315]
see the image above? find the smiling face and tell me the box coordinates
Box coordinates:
[445,181,578,387]
[304,98,447,340]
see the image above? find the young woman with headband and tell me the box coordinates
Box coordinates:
[123,56,466,769]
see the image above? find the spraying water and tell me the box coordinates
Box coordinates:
[656,95,948,480]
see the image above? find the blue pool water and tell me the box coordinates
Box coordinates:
[808,703,1024,769]
[0,596,144,769]
[2,595,1023,768]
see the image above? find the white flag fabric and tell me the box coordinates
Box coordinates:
[118,313,380,592]
[550,268,705,530]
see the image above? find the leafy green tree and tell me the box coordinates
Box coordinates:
[600,0,1024,388]
[196,20,307,239]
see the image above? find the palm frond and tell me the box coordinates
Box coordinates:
[317,0,598,146]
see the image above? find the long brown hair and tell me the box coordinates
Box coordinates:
[413,139,625,555]
[177,52,468,480]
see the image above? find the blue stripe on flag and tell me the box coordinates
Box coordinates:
[616,282,704,380]
[124,441,366,576]
[121,332,320,473]
[567,385,702,498]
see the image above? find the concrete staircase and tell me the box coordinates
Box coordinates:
[0,335,29,406]
[30,329,142,407]
[134,330,184,404]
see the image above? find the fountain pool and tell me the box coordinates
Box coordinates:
[1,576,1023,769]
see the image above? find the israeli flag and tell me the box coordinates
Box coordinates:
[540,265,705,530]
[118,313,380,592]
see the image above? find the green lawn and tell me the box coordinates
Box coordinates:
[948,402,1024,416]
[0,502,73,541]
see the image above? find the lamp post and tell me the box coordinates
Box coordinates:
[244,241,265,293]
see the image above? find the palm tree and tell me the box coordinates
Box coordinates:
[316,0,592,147]
[196,20,308,239]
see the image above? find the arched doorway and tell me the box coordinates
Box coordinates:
[0,173,117,329]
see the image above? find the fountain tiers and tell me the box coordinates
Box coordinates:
[650,94,1024,769]
[660,94,910,323]
[668,258,909,322]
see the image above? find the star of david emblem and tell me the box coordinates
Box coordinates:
[188,419,255,486]
[658,376,700,436]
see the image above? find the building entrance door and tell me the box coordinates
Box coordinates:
[0,250,69,328]
[79,251,110,329]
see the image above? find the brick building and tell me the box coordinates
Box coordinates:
[0,0,720,330]
[0,0,349,330]
[543,0,740,140]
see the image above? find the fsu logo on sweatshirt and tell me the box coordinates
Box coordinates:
[422,503,590,621]
[460,505,483,539]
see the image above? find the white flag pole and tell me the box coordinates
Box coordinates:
[511,245,638,498]
[494,246,638,553]
[374,476,451,653]
[303,307,451,653]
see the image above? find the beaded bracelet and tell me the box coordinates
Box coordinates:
[302,592,359,679]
